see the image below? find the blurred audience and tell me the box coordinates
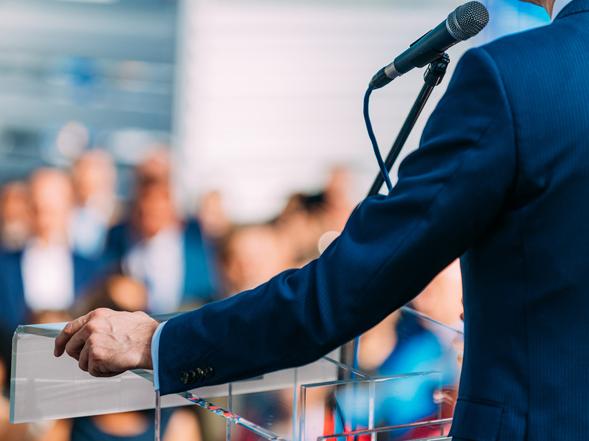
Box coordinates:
[0,151,465,441]
[0,182,31,251]
[70,150,120,258]
[0,169,99,329]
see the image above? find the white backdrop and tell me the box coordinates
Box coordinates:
[174,0,476,221]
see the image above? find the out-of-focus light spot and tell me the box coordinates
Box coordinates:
[56,121,89,159]
[318,230,340,255]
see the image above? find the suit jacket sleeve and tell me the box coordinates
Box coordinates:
[157,47,517,396]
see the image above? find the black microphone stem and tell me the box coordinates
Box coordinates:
[367,54,450,197]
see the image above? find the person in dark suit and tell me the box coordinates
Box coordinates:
[0,169,100,329]
[56,0,589,439]
[103,179,218,313]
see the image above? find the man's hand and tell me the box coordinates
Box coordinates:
[54,308,159,377]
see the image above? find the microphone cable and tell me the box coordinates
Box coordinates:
[363,86,394,195]
[351,86,395,374]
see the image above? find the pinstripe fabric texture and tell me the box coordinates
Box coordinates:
[158,1,589,440]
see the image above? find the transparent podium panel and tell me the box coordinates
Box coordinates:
[205,307,463,441]
[299,372,448,441]
[318,418,452,441]
[11,306,463,441]
[10,321,339,423]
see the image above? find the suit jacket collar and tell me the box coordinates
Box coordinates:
[555,0,589,19]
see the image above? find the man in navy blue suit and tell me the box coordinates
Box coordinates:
[56,0,589,438]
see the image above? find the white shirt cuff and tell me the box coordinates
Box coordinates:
[151,321,167,391]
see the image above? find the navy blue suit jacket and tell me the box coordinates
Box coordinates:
[159,2,589,439]
[0,250,98,330]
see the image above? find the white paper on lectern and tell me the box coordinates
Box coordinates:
[10,322,340,423]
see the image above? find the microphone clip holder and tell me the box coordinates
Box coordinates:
[367,53,450,197]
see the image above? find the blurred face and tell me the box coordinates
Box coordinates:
[135,149,172,186]
[413,259,463,326]
[224,226,291,294]
[134,184,177,238]
[199,191,230,238]
[107,276,148,312]
[0,182,31,244]
[29,170,74,244]
[72,151,116,204]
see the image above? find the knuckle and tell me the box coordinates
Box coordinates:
[62,323,73,336]
[91,348,103,362]
[86,320,100,333]
[94,308,110,317]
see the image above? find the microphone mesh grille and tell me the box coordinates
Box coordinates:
[448,1,490,41]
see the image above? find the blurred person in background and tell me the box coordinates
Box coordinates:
[196,190,231,243]
[0,181,31,251]
[219,224,294,296]
[105,150,218,313]
[70,150,120,259]
[134,147,172,185]
[0,169,99,329]
[321,166,354,232]
[275,193,327,265]
[74,274,149,316]
[352,261,462,439]
[275,167,354,265]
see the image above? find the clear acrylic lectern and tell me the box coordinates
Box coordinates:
[11,307,462,441]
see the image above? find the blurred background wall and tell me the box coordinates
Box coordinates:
[0,0,548,221]
[175,0,548,221]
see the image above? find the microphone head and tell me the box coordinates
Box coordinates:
[447,1,490,41]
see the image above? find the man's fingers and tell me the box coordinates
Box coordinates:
[64,324,93,361]
[54,313,92,357]
[78,342,90,372]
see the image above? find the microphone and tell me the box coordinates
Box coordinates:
[369,1,489,89]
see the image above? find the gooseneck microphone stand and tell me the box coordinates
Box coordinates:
[367,53,450,197]
[348,53,451,374]
[343,53,451,439]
